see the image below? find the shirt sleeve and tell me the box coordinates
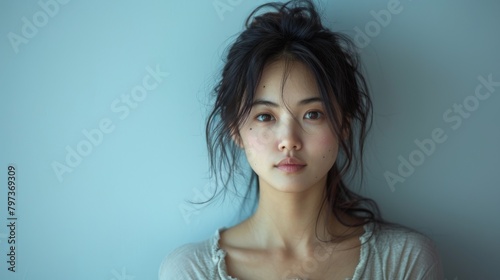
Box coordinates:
[390,229,444,280]
[359,224,445,280]
[158,243,212,280]
[408,234,444,280]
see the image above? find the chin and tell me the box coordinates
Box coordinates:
[271,182,319,193]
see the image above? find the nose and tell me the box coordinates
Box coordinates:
[277,120,302,152]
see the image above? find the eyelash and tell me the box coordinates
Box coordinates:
[304,111,323,120]
[256,113,275,122]
[255,111,324,122]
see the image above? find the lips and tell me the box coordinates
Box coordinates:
[275,157,306,173]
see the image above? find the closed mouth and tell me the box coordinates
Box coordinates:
[275,157,306,173]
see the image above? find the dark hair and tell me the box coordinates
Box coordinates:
[205,0,385,241]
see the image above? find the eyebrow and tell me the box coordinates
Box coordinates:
[252,97,323,107]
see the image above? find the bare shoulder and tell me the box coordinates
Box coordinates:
[219,222,262,263]
[219,221,252,249]
[219,223,271,279]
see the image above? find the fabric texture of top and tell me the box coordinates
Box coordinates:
[159,222,444,280]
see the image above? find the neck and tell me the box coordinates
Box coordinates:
[245,177,338,254]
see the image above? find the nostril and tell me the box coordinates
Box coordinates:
[280,144,300,151]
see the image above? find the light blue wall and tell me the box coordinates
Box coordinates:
[0,0,498,279]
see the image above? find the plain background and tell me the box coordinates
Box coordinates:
[1,0,499,279]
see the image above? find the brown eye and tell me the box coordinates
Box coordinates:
[304,111,323,120]
[256,114,274,122]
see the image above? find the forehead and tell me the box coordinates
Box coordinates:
[254,59,320,103]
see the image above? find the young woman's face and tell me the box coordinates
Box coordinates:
[237,60,339,193]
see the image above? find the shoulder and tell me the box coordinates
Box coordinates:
[357,222,444,280]
[158,238,215,280]
[370,223,436,250]
[370,223,442,263]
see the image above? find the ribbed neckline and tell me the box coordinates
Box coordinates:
[210,222,374,280]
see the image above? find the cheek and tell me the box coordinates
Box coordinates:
[241,129,272,170]
[316,134,339,160]
[242,127,274,151]
[242,129,270,157]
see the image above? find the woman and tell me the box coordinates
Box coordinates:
[160,1,443,279]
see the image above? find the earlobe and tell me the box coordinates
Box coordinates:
[341,119,351,140]
[231,131,244,148]
[341,126,350,140]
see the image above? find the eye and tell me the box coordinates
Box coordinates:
[256,113,275,122]
[304,111,323,120]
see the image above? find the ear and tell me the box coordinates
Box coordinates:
[339,118,351,141]
[341,125,350,140]
[231,129,244,148]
